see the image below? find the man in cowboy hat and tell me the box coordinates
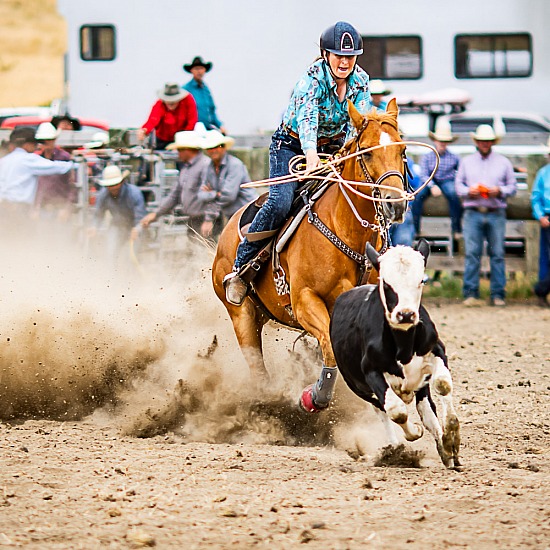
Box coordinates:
[34,122,77,223]
[412,122,462,238]
[140,123,213,239]
[455,124,516,307]
[137,82,198,150]
[0,127,75,237]
[196,129,257,239]
[369,79,391,112]
[88,165,147,267]
[183,56,226,134]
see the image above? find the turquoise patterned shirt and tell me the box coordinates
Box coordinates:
[281,59,371,152]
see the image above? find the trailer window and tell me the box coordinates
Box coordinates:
[80,25,116,61]
[455,33,532,78]
[358,36,422,80]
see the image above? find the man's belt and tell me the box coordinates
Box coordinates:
[288,130,345,147]
[467,206,503,214]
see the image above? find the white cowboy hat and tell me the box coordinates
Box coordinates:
[35,122,59,140]
[203,129,235,150]
[85,131,109,149]
[370,79,392,96]
[429,125,458,143]
[157,82,186,103]
[166,129,206,150]
[99,165,130,187]
[470,124,500,142]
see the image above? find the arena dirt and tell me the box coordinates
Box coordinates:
[0,236,548,548]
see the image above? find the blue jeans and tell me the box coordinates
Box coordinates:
[390,208,415,247]
[535,225,550,297]
[234,128,302,268]
[462,208,507,299]
[412,179,463,235]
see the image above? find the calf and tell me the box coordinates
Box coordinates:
[330,241,460,468]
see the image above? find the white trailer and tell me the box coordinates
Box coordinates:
[57,0,550,135]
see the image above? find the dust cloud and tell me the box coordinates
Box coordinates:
[0,229,400,459]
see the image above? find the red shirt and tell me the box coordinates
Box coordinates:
[141,94,198,143]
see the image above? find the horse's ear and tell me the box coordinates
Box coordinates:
[385,98,399,120]
[366,243,380,272]
[347,100,365,131]
[415,238,430,266]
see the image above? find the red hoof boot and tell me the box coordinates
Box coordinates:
[299,384,326,413]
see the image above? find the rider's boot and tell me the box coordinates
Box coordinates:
[223,270,249,306]
[300,365,338,413]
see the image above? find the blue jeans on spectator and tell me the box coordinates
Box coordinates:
[412,179,463,235]
[390,208,415,247]
[534,225,550,298]
[462,208,507,300]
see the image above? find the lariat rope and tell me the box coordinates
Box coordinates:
[240,140,440,205]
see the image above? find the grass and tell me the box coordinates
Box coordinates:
[423,270,537,301]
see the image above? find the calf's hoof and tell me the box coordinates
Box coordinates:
[299,384,327,414]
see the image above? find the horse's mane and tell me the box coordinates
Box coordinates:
[365,108,399,132]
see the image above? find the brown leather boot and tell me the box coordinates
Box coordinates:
[223,272,248,306]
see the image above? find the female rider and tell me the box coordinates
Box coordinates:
[225,21,371,305]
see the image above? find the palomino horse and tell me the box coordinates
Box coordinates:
[212,98,407,408]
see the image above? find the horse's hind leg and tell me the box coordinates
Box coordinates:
[228,301,270,383]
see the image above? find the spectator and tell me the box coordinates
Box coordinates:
[455,124,517,307]
[225,21,370,305]
[88,165,147,267]
[412,124,462,238]
[140,125,212,238]
[0,127,74,235]
[34,122,77,223]
[183,56,226,134]
[197,130,257,240]
[530,136,550,308]
[137,83,198,150]
[390,157,421,246]
[369,79,391,112]
[84,132,110,150]
[51,114,82,131]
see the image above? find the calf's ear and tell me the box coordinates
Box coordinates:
[366,243,380,272]
[415,238,430,266]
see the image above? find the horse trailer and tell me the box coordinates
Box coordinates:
[57,0,550,135]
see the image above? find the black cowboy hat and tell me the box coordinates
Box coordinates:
[183,56,212,73]
[9,127,37,144]
[51,114,82,131]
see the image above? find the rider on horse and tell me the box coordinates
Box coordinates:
[224,21,372,306]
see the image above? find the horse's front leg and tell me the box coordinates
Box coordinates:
[293,288,339,413]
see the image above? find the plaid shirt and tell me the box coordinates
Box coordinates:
[281,59,371,152]
[420,149,460,187]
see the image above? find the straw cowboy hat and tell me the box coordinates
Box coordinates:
[183,56,212,73]
[203,129,235,150]
[166,122,208,150]
[429,125,458,143]
[85,131,109,149]
[157,82,186,103]
[99,165,130,187]
[35,122,60,140]
[470,124,500,142]
[370,79,392,96]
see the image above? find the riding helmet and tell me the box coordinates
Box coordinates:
[320,21,363,56]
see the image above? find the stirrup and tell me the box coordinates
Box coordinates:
[223,271,249,306]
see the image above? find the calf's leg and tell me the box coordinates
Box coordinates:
[365,370,423,441]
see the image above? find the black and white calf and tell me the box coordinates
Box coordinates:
[330,241,460,468]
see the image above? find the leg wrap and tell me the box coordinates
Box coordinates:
[312,365,338,408]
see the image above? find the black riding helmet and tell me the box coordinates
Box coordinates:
[320,21,363,56]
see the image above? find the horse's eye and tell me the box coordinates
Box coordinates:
[361,152,372,161]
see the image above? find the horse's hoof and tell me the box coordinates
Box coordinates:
[299,384,326,413]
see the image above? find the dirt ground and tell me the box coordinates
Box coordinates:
[0,238,549,549]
